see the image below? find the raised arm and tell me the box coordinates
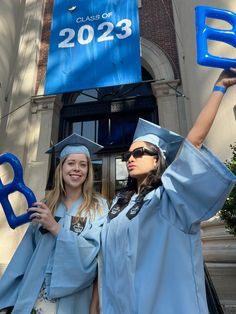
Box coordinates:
[187,68,236,149]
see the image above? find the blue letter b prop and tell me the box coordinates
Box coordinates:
[0,153,36,229]
[195,6,236,68]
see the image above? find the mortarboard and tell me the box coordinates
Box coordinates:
[133,118,184,165]
[46,133,103,159]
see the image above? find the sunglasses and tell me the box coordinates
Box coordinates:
[122,147,158,162]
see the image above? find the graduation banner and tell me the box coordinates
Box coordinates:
[45,0,141,95]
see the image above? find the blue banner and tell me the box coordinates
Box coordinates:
[44,0,141,95]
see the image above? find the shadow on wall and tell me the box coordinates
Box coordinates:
[0,0,42,154]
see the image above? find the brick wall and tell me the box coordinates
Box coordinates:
[35,0,180,93]
[35,0,53,94]
[139,0,180,78]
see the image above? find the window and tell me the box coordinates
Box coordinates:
[59,67,157,151]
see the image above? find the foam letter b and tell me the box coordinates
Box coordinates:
[196,6,236,68]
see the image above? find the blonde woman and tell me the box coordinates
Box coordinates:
[0,134,108,314]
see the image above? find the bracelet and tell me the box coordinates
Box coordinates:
[213,85,226,94]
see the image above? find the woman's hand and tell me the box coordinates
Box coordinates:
[28,202,61,236]
[215,67,236,88]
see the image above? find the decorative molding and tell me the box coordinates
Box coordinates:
[31,95,62,114]
[151,79,180,97]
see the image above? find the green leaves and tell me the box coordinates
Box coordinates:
[220,143,236,236]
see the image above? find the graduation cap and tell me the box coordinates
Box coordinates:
[133,118,184,165]
[46,133,103,159]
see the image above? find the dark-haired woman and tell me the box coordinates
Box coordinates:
[99,69,236,314]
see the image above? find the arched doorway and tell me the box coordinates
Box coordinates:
[58,68,157,201]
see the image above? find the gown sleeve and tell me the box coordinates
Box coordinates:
[47,198,108,299]
[160,139,236,234]
[0,224,36,309]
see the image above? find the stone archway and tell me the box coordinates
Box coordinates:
[140,37,182,134]
[140,37,175,81]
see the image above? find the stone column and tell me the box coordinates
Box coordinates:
[24,95,62,201]
[151,80,181,134]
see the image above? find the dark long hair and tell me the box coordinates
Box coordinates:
[109,142,167,219]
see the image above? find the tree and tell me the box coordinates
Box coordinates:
[220,143,236,236]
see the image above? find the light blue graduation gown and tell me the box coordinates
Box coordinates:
[0,197,108,314]
[100,140,236,314]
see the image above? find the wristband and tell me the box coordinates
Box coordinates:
[213,85,226,94]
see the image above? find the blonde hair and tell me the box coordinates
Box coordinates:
[46,155,103,221]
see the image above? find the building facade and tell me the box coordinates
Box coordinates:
[0,0,235,312]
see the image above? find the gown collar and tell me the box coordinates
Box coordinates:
[56,196,84,217]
